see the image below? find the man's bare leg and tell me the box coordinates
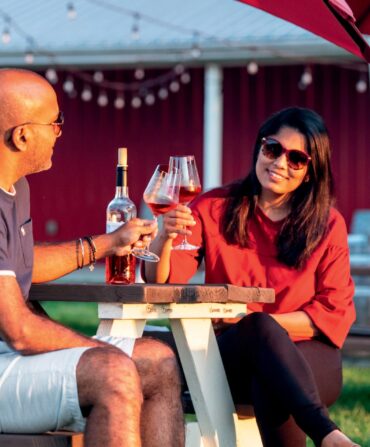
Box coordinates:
[76,347,143,447]
[132,338,185,447]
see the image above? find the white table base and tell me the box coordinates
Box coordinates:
[97,303,262,447]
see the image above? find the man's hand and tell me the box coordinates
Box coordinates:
[111,218,158,256]
[33,218,158,283]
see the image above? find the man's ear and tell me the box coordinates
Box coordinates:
[10,126,29,152]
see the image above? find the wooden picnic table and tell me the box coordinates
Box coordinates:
[29,283,275,447]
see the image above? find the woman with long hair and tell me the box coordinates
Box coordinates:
[145,107,358,447]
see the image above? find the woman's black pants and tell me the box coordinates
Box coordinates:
[217,313,342,447]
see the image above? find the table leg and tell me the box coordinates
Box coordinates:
[171,318,238,447]
[97,318,146,338]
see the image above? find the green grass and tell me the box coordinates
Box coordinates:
[307,366,370,446]
[42,301,370,446]
[41,301,99,336]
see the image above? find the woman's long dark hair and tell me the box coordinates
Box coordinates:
[221,107,334,268]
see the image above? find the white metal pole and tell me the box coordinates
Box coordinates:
[203,64,223,191]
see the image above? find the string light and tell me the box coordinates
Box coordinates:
[67,3,77,20]
[131,13,140,40]
[189,32,201,58]
[93,71,104,83]
[63,76,75,93]
[1,15,11,45]
[1,27,10,44]
[145,92,156,106]
[68,88,78,98]
[97,90,109,107]
[300,66,313,86]
[246,61,259,75]
[0,1,290,76]
[356,74,368,93]
[158,87,169,100]
[24,37,35,64]
[131,95,142,108]
[134,68,145,80]
[45,68,58,84]
[169,80,180,93]
[180,72,191,84]
[24,50,34,64]
[81,85,93,101]
[174,64,185,75]
[114,93,125,109]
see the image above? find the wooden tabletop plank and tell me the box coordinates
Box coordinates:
[29,283,275,304]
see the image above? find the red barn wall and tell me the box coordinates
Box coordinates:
[28,65,370,241]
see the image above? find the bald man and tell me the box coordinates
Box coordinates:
[0,69,184,447]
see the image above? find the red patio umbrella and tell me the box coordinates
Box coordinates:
[238,0,370,63]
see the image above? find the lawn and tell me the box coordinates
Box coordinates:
[42,301,370,446]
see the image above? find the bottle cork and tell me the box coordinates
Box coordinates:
[118,147,127,167]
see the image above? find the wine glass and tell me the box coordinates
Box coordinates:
[132,164,180,262]
[169,155,201,250]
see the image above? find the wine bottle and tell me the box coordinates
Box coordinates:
[106,147,137,284]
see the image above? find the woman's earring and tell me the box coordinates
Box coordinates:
[304,176,310,183]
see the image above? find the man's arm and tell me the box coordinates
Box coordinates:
[33,218,157,283]
[0,276,107,355]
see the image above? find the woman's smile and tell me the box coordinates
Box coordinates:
[266,168,289,182]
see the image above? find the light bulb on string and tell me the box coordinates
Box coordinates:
[145,92,155,106]
[1,27,10,44]
[68,89,78,99]
[63,76,74,93]
[356,75,368,93]
[158,87,168,100]
[246,61,259,75]
[131,13,140,40]
[190,32,201,58]
[174,64,185,75]
[81,85,93,102]
[190,43,201,59]
[93,71,104,83]
[67,3,77,20]
[180,72,191,84]
[45,68,58,84]
[114,93,125,109]
[24,37,35,64]
[131,95,142,108]
[134,68,145,80]
[97,90,109,107]
[169,80,180,93]
[300,66,313,86]
[24,50,34,64]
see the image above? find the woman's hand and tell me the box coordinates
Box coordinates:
[212,317,244,335]
[161,204,196,240]
[111,218,158,256]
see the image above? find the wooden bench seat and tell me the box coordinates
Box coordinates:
[0,431,83,447]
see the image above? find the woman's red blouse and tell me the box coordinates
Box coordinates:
[168,187,355,348]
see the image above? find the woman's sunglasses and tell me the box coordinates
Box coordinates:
[260,137,311,170]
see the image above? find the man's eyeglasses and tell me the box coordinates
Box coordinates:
[260,137,311,170]
[15,111,64,137]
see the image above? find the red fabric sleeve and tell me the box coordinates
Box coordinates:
[302,224,355,348]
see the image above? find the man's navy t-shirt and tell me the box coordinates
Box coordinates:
[0,177,34,300]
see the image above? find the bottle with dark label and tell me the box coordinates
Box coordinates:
[106,147,136,284]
